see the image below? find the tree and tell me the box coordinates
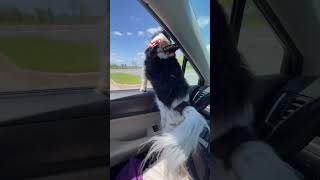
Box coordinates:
[47,8,54,23]
[34,8,47,23]
[13,8,23,23]
[67,0,78,16]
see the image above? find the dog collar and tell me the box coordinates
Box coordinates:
[174,101,190,114]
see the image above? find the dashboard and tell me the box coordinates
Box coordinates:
[262,77,320,159]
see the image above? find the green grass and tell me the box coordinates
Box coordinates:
[177,55,193,70]
[0,36,99,73]
[111,73,140,84]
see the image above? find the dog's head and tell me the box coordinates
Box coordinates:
[145,30,179,60]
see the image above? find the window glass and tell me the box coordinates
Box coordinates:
[190,0,210,56]
[110,0,157,91]
[110,0,204,93]
[0,0,103,92]
[238,0,284,75]
[177,53,199,86]
[185,61,199,85]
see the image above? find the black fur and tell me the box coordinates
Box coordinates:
[144,31,189,108]
[212,0,253,119]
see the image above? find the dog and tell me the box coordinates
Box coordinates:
[139,66,148,92]
[211,1,301,179]
[140,30,209,180]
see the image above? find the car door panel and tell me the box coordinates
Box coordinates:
[110,112,160,167]
[0,92,108,179]
[110,90,160,167]
[110,90,158,119]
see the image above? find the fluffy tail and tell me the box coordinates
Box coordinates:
[141,106,209,178]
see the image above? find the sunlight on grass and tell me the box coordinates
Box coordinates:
[0,36,99,73]
[111,73,140,84]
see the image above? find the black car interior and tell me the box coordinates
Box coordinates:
[219,0,320,178]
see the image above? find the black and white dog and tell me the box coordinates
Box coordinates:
[212,1,301,180]
[140,31,209,180]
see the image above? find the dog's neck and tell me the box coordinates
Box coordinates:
[155,95,189,131]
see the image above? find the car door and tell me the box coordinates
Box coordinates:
[0,0,108,179]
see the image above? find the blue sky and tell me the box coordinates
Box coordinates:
[110,0,210,66]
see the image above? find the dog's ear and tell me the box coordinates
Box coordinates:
[212,0,254,118]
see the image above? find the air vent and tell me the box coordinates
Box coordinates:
[265,93,312,127]
[281,96,309,120]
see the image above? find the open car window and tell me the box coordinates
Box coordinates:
[0,0,106,122]
[110,0,202,99]
[238,0,284,75]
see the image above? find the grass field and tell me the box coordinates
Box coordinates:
[177,55,193,70]
[111,73,140,84]
[0,36,99,73]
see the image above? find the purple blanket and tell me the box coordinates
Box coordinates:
[115,158,143,180]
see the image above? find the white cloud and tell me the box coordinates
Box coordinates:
[138,31,145,37]
[198,16,210,28]
[146,26,162,35]
[113,31,123,36]
[110,51,127,65]
[133,52,145,66]
[126,32,133,36]
[137,52,145,59]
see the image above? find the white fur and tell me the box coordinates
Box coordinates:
[142,96,209,180]
[155,96,189,132]
[153,32,171,59]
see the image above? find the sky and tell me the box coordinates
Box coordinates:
[110,0,210,66]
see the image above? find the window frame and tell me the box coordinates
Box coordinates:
[228,0,303,76]
[138,0,205,86]
[181,56,201,85]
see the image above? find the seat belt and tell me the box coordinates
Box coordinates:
[187,127,210,180]
[174,102,210,180]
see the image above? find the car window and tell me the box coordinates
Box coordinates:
[184,61,199,85]
[176,53,199,86]
[0,0,106,122]
[0,1,104,93]
[189,0,210,85]
[238,0,284,75]
[110,0,203,93]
